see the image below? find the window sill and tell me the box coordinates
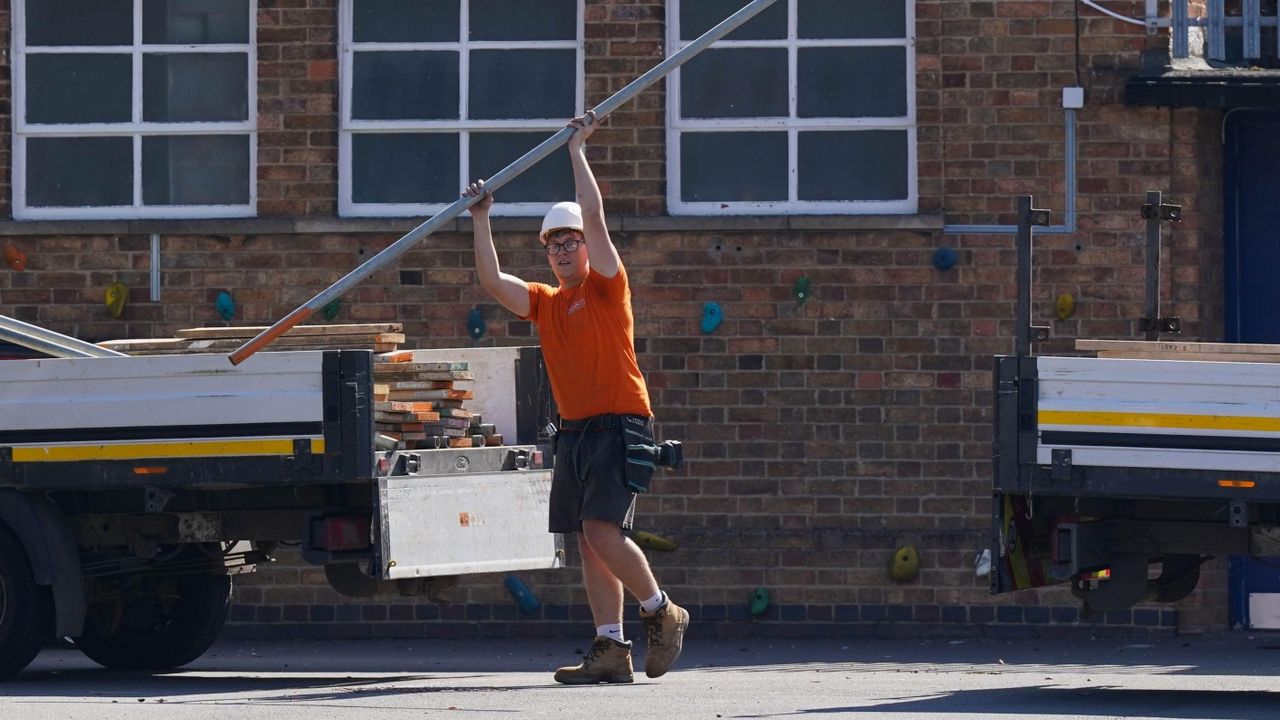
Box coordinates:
[0,213,945,237]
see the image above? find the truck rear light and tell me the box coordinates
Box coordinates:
[132,466,168,475]
[316,516,370,551]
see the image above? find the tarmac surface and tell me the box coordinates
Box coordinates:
[2,633,1279,719]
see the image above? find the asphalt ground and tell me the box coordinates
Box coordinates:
[2,633,1279,719]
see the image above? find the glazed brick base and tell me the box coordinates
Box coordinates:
[224,602,1179,641]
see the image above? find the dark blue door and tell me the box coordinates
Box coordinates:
[1223,108,1280,629]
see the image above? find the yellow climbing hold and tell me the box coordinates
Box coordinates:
[630,530,677,552]
[888,545,920,582]
[105,281,129,319]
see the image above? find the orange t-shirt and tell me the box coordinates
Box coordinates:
[525,264,652,421]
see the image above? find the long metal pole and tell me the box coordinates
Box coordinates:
[230,0,781,365]
[0,314,127,358]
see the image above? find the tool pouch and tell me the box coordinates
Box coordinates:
[622,418,658,493]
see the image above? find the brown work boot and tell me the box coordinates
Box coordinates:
[640,597,689,678]
[553,636,634,685]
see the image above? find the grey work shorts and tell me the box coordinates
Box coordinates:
[548,415,651,533]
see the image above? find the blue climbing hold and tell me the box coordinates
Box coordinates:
[503,575,540,614]
[215,291,236,321]
[701,301,723,334]
[932,247,959,271]
[468,307,486,339]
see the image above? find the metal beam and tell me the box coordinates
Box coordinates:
[230,0,782,365]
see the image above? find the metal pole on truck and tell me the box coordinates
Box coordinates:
[0,314,127,359]
[229,0,781,365]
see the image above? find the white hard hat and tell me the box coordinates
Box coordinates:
[540,201,583,241]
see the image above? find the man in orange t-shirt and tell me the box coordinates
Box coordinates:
[464,111,688,685]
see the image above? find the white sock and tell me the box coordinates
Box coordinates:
[597,623,624,642]
[639,590,666,614]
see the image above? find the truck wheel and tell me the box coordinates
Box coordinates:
[75,572,231,671]
[0,525,53,680]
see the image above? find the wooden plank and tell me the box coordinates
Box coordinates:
[175,323,402,339]
[98,338,190,351]
[1078,339,1280,356]
[1096,351,1280,364]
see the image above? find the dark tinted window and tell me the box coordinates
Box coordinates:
[144,54,249,122]
[27,137,133,207]
[470,132,574,203]
[352,0,458,43]
[681,132,787,202]
[798,47,907,118]
[26,54,132,124]
[143,0,250,44]
[352,133,460,204]
[798,0,906,39]
[680,0,785,41]
[681,48,788,118]
[143,135,251,205]
[26,0,132,46]
[352,52,460,120]
[470,0,575,41]
[798,130,908,201]
[469,50,576,120]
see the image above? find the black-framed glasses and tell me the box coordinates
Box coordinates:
[544,239,580,255]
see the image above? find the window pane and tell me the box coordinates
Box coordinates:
[26,137,133,207]
[680,48,787,119]
[798,47,906,118]
[351,133,459,204]
[470,132,573,203]
[352,0,458,43]
[26,0,132,46]
[26,54,131,124]
[798,130,907,201]
[469,50,575,120]
[142,135,249,205]
[143,0,250,44]
[143,54,249,122]
[798,0,906,39]
[680,0,785,41]
[680,132,786,202]
[470,0,575,41]
[352,52,459,120]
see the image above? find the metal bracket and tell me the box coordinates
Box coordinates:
[1229,501,1249,528]
[292,438,314,471]
[1050,448,1073,481]
[0,446,12,482]
[1138,317,1181,333]
[143,486,174,513]
[1029,324,1051,343]
[1140,203,1182,222]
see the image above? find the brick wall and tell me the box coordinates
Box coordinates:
[0,0,1233,635]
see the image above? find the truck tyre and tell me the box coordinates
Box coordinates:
[0,525,53,680]
[75,572,231,671]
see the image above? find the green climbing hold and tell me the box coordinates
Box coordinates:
[322,299,341,320]
[750,586,770,616]
[793,276,811,304]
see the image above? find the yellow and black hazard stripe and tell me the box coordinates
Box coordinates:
[1039,410,1280,452]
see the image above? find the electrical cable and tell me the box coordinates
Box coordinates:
[1078,0,1147,26]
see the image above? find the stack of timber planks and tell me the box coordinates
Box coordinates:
[373,352,502,449]
[98,324,506,450]
[1077,339,1280,363]
[98,323,405,355]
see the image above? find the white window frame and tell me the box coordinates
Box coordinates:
[666,0,917,215]
[338,0,584,218]
[11,1,258,221]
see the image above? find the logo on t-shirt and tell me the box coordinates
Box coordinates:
[567,297,586,316]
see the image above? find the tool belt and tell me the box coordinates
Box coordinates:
[558,414,645,432]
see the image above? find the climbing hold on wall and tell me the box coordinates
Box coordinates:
[215,291,236,321]
[1055,293,1076,320]
[750,586,771,617]
[503,574,540,614]
[322,299,341,321]
[468,307,486,340]
[932,247,958,271]
[888,545,920,582]
[793,276,811,304]
[631,530,677,552]
[3,244,26,271]
[104,282,129,319]
[700,301,723,334]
